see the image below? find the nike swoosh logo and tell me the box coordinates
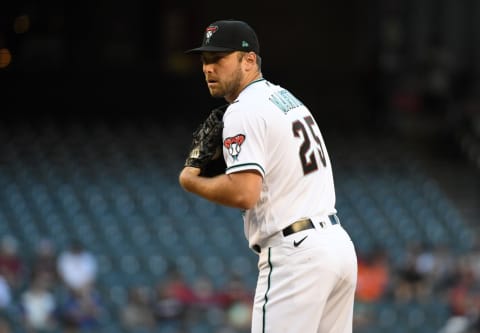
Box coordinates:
[293,235,308,247]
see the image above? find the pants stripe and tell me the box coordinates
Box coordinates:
[262,247,273,333]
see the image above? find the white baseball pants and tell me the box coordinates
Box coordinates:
[251,222,357,333]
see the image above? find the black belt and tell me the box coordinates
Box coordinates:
[252,214,339,253]
[282,218,315,236]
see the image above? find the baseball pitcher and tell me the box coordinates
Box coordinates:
[179,19,358,333]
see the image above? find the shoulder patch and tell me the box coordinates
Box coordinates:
[224,134,246,161]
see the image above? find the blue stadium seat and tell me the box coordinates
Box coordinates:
[0,122,474,333]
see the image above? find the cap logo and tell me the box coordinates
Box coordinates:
[205,25,218,44]
[242,41,249,48]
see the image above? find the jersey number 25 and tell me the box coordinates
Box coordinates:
[292,115,327,175]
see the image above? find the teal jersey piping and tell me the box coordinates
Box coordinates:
[233,78,266,103]
[262,247,273,332]
[244,78,266,90]
[226,163,265,175]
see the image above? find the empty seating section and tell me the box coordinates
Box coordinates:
[0,119,473,332]
[333,135,473,257]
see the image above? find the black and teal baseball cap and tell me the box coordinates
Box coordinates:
[186,19,260,54]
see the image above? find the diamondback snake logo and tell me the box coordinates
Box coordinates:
[224,134,245,161]
[205,26,218,44]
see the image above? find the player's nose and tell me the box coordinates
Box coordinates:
[202,63,214,74]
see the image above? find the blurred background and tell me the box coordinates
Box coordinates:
[1,0,480,332]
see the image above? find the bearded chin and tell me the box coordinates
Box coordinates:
[210,90,224,99]
[210,70,243,99]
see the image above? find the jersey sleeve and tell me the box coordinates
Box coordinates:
[222,106,266,177]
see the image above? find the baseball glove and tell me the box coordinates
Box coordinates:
[185,104,228,177]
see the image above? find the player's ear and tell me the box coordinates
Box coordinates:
[245,52,256,64]
[243,52,257,70]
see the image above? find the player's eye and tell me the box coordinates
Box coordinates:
[201,52,232,65]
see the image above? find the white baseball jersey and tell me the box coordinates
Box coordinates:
[221,78,357,333]
[222,78,337,248]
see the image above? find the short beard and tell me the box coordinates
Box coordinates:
[211,65,244,100]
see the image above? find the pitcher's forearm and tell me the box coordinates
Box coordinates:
[179,167,261,209]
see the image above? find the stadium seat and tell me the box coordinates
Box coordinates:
[0,121,473,333]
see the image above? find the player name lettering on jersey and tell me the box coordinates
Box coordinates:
[269,89,304,114]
